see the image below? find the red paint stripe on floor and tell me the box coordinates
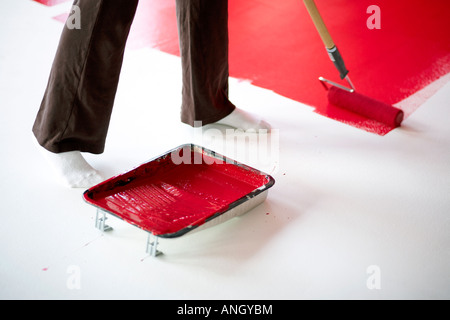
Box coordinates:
[52,12,68,24]
[44,0,450,135]
[225,0,450,135]
[33,0,70,7]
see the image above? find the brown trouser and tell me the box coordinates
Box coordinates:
[32,0,235,154]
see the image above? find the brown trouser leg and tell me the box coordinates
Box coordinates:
[33,0,139,154]
[176,0,235,126]
[33,0,234,154]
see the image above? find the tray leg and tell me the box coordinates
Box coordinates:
[95,209,113,232]
[146,233,162,257]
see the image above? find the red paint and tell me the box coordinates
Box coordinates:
[84,147,273,237]
[52,12,68,24]
[225,0,450,135]
[127,0,179,54]
[129,0,450,135]
[33,0,70,6]
[47,0,450,135]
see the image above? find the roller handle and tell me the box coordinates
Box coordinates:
[303,0,349,79]
[303,0,334,49]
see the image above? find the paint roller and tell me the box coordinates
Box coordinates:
[303,0,404,127]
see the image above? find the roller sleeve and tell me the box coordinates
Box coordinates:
[328,86,404,127]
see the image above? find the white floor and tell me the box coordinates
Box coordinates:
[1,0,449,300]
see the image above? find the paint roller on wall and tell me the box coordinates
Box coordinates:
[302,0,404,128]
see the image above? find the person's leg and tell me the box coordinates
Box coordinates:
[32,0,139,187]
[175,0,270,130]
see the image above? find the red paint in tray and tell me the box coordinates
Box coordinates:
[84,145,274,238]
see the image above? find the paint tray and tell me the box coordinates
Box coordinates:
[83,144,275,242]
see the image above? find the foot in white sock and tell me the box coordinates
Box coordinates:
[36,143,105,188]
[215,108,271,131]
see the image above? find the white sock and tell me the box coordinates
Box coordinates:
[44,150,104,188]
[35,139,104,188]
[215,108,271,131]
